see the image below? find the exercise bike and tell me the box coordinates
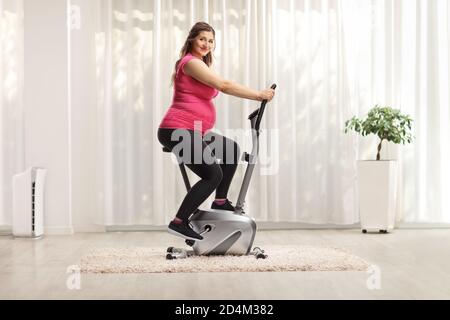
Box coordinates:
[163,84,277,260]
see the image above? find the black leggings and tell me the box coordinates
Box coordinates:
[158,128,240,221]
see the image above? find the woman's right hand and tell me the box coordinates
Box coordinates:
[258,88,276,102]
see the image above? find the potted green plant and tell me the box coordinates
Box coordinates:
[344,105,414,233]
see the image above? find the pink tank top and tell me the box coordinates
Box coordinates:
[159,53,219,135]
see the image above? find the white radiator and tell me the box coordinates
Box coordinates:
[12,167,47,238]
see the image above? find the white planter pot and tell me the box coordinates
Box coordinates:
[357,160,398,233]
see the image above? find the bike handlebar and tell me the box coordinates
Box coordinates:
[248,83,277,131]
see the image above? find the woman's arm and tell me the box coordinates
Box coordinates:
[183,59,274,102]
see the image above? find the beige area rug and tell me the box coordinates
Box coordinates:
[78,245,370,273]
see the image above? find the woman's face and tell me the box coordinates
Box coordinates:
[191,31,215,58]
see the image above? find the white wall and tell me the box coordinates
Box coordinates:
[19,0,103,233]
[69,0,104,232]
[23,0,72,234]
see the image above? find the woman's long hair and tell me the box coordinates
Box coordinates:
[171,22,216,86]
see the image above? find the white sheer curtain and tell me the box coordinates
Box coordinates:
[89,0,450,226]
[0,0,23,226]
[342,0,450,223]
